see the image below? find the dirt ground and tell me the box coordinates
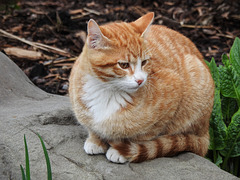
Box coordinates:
[0,0,240,95]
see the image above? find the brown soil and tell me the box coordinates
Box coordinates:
[0,0,240,95]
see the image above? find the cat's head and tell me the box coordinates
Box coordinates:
[84,12,154,93]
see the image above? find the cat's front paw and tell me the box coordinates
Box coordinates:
[106,147,127,164]
[84,139,107,155]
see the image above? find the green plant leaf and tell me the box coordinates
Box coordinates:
[231,67,240,105]
[221,108,240,158]
[209,89,227,150]
[230,37,240,76]
[222,37,240,105]
[20,165,26,180]
[207,58,220,91]
[221,96,238,125]
[204,60,210,66]
[207,58,227,150]
[222,53,230,67]
[37,133,52,180]
[24,135,31,180]
[220,38,240,103]
[219,65,238,99]
[207,37,240,176]
[215,153,223,167]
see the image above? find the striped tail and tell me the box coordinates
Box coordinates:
[110,133,209,163]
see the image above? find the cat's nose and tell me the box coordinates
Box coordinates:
[136,79,144,86]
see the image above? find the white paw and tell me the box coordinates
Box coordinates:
[84,140,106,155]
[106,147,127,164]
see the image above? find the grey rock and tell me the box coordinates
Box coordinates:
[0,52,238,180]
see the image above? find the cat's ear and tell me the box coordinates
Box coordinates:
[133,12,154,38]
[87,19,110,49]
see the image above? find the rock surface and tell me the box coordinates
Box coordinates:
[0,52,238,180]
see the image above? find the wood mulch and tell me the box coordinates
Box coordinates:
[0,0,240,95]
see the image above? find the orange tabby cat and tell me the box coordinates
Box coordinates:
[69,12,214,163]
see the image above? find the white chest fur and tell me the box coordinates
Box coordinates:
[81,75,132,122]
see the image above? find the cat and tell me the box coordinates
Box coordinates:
[69,12,215,163]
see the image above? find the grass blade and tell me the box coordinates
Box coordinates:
[37,133,52,180]
[24,135,31,180]
[20,165,26,180]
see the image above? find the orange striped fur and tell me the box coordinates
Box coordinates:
[69,12,214,163]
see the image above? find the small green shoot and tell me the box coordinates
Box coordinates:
[20,134,52,180]
[20,165,26,180]
[37,133,52,180]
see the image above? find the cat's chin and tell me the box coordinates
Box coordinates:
[124,82,146,93]
[124,86,141,93]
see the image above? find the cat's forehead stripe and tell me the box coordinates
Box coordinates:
[101,22,145,52]
[126,53,137,62]
[125,51,147,63]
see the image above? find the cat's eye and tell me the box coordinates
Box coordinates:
[118,62,130,69]
[142,60,148,66]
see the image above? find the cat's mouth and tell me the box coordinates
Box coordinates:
[126,84,144,93]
